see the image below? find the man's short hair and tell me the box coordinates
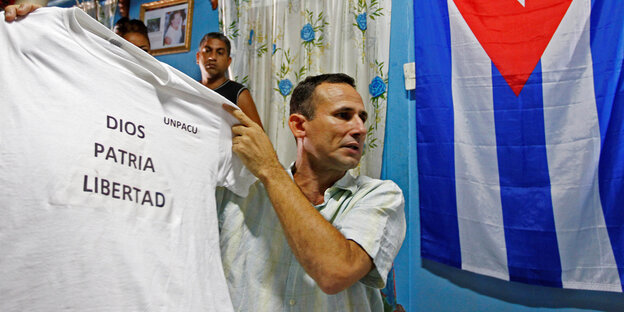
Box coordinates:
[199,32,232,56]
[114,17,149,38]
[290,73,356,120]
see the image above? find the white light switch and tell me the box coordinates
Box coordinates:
[403,62,415,90]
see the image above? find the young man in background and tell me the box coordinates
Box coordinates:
[197,32,263,128]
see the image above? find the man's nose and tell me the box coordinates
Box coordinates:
[351,116,367,138]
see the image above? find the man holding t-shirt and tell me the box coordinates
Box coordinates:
[220,73,405,311]
[3,7,404,311]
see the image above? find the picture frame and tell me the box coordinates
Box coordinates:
[140,0,193,56]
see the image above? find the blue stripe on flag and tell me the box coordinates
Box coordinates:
[492,62,562,287]
[415,0,461,268]
[591,0,624,290]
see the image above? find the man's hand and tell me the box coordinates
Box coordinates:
[4,4,41,22]
[223,104,282,180]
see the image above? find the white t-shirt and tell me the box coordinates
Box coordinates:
[0,7,253,311]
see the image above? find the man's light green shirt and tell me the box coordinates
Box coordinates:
[216,167,406,312]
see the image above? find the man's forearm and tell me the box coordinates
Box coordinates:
[258,168,373,294]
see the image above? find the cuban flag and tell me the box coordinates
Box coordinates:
[416,0,624,291]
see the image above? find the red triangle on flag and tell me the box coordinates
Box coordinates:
[453,0,573,96]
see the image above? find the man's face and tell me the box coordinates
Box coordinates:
[122,32,150,53]
[300,83,368,172]
[196,38,231,81]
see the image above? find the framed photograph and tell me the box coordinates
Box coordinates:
[140,0,194,55]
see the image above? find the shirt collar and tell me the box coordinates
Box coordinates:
[287,162,359,194]
[213,79,231,91]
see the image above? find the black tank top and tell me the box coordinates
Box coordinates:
[213,80,247,106]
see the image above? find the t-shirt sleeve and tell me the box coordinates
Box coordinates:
[216,103,256,197]
[337,180,406,289]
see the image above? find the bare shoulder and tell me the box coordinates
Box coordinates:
[236,89,263,129]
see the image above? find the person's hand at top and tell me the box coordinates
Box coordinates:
[4,3,41,22]
[223,104,281,180]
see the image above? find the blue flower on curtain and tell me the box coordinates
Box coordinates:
[278,79,294,96]
[249,29,254,45]
[369,76,386,98]
[300,23,315,42]
[272,43,277,55]
[356,13,367,31]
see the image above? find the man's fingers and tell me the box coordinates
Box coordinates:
[4,4,40,22]
[230,124,248,137]
[18,4,40,15]
[222,103,254,127]
[4,5,18,22]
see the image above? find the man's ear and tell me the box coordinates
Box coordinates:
[196,51,200,64]
[227,56,232,67]
[288,114,307,139]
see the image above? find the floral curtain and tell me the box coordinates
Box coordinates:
[218,0,391,179]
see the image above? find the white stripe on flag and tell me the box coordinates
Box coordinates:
[541,0,621,291]
[448,0,509,280]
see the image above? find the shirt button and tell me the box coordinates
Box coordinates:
[289,299,296,306]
